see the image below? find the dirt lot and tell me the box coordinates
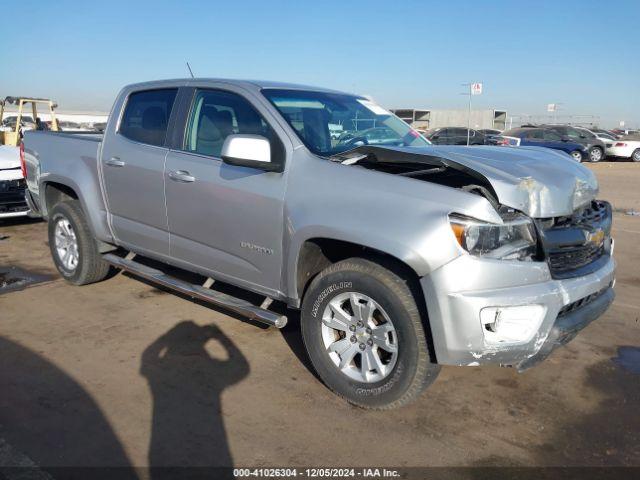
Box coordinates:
[1,163,639,475]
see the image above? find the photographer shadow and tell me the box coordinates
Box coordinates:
[140,321,249,478]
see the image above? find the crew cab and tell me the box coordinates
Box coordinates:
[23,79,616,409]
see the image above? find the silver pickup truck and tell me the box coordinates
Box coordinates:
[23,79,615,409]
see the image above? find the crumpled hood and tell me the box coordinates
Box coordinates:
[393,145,598,218]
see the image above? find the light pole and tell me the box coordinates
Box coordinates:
[461,82,481,146]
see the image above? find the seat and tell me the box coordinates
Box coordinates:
[196,106,234,157]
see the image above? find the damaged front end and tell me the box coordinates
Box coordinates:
[332,144,599,218]
[336,145,615,369]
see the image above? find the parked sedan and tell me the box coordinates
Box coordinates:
[499,127,588,162]
[607,138,640,162]
[424,127,486,145]
[542,125,607,162]
[578,127,617,157]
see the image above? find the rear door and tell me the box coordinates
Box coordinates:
[163,86,289,295]
[449,128,467,145]
[101,88,178,256]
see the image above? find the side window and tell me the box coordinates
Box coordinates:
[527,129,544,139]
[119,89,178,146]
[185,89,272,158]
[543,130,562,141]
[566,127,583,139]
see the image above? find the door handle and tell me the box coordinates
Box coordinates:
[168,170,196,183]
[105,157,126,167]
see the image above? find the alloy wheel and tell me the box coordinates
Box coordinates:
[321,292,398,383]
[54,218,79,271]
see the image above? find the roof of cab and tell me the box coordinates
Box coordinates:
[122,78,352,95]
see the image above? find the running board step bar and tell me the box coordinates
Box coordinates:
[103,253,287,328]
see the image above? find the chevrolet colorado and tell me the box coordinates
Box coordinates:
[23,79,616,409]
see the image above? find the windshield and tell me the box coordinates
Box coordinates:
[262,89,429,156]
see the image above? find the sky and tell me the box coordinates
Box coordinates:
[2,0,639,128]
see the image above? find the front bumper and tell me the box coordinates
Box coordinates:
[421,252,616,367]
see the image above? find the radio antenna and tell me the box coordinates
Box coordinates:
[186,62,195,79]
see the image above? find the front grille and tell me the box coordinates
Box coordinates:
[0,178,26,194]
[553,200,609,227]
[0,179,28,213]
[549,244,604,274]
[538,200,611,279]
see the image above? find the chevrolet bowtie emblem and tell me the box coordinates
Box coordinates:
[586,228,605,247]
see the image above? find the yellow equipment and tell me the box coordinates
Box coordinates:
[0,96,59,146]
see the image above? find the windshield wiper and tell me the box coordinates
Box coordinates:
[397,166,447,177]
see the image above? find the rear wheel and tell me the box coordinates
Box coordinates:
[48,200,111,285]
[300,258,440,409]
[570,150,583,162]
[588,146,603,162]
[632,149,640,162]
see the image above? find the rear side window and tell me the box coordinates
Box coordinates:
[119,89,178,146]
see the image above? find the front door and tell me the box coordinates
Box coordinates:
[101,88,178,256]
[164,88,288,295]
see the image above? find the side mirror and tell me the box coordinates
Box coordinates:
[221,134,281,172]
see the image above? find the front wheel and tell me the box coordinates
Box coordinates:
[570,150,583,162]
[48,200,111,285]
[589,146,604,162]
[301,258,440,409]
[632,149,640,162]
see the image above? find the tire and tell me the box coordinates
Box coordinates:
[300,258,440,409]
[48,200,110,285]
[632,149,640,162]
[588,146,603,162]
[570,150,583,162]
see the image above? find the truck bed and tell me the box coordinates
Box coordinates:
[23,129,112,241]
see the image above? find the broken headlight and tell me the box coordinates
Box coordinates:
[449,213,538,261]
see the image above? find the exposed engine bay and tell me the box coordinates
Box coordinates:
[331,145,500,208]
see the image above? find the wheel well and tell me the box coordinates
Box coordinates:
[44,182,78,214]
[295,238,420,301]
[295,238,437,362]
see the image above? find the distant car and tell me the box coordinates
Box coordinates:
[478,128,502,136]
[343,127,415,147]
[498,127,588,162]
[1,115,36,131]
[57,121,92,132]
[611,128,639,138]
[424,127,486,145]
[606,137,640,162]
[591,128,618,138]
[478,128,503,145]
[538,125,607,162]
[91,122,107,132]
[579,128,617,156]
